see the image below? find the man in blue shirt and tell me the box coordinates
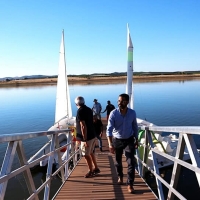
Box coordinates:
[106,93,138,194]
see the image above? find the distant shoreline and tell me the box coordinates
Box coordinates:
[1,74,200,87]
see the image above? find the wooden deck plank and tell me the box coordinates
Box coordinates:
[54,118,157,200]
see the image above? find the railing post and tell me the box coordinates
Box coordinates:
[70,135,76,166]
[135,148,142,176]
[167,133,185,200]
[0,141,18,200]
[183,133,200,185]
[16,141,39,200]
[55,134,65,183]
[44,133,56,200]
[141,129,149,178]
[147,129,165,200]
[64,134,71,179]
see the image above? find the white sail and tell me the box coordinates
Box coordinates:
[55,30,72,123]
[126,24,134,109]
[30,30,75,168]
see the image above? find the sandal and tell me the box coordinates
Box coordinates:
[84,171,94,178]
[93,168,100,174]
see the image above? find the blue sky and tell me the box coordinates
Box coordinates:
[0,0,200,78]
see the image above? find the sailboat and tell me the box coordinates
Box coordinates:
[126,24,191,169]
[29,30,76,167]
[48,30,75,134]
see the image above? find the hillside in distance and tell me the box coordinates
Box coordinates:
[1,70,200,81]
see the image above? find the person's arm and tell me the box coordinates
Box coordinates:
[99,103,102,113]
[80,120,88,146]
[107,136,113,147]
[101,108,106,113]
[132,111,139,149]
[106,112,115,153]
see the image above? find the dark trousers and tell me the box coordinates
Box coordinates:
[113,136,135,186]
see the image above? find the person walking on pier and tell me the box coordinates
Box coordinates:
[92,99,102,120]
[101,100,115,121]
[106,93,138,194]
[93,114,103,152]
[75,96,100,178]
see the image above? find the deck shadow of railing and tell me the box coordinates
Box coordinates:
[108,154,125,199]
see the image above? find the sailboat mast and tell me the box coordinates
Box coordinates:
[61,30,70,119]
[126,24,134,109]
[55,30,72,123]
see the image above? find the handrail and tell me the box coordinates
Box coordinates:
[0,129,71,143]
[143,126,200,134]
[0,128,81,200]
[136,125,200,200]
[1,125,200,199]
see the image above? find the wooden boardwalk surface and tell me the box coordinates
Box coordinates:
[54,118,157,200]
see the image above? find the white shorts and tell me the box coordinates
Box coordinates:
[81,138,96,156]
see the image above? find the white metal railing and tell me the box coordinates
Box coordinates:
[0,129,81,200]
[1,126,200,200]
[136,126,200,200]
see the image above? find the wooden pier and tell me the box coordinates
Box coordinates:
[54,118,157,200]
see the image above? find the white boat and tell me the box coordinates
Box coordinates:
[29,30,76,167]
[126,24,191,169]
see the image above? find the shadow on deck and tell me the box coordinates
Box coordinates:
[54,118,157,200]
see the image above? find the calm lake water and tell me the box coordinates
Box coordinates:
[0,79,200,199]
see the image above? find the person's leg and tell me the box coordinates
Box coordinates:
[89,138,101,174]
[91,153,98,169]
[91,153,101,174]
[81,141,94,177]
[86,138,97,168]
[99,137,102,149]
[124,138,136,192]
[97,113,101,120]
[115,147,124,177]
[84,155,93,171]
[96,134,102,150]
[113,138,124,178]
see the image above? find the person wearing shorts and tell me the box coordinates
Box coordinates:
[75,96,100,178]
[80,137,96,156]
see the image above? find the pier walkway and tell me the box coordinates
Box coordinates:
[54,119,156,200]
